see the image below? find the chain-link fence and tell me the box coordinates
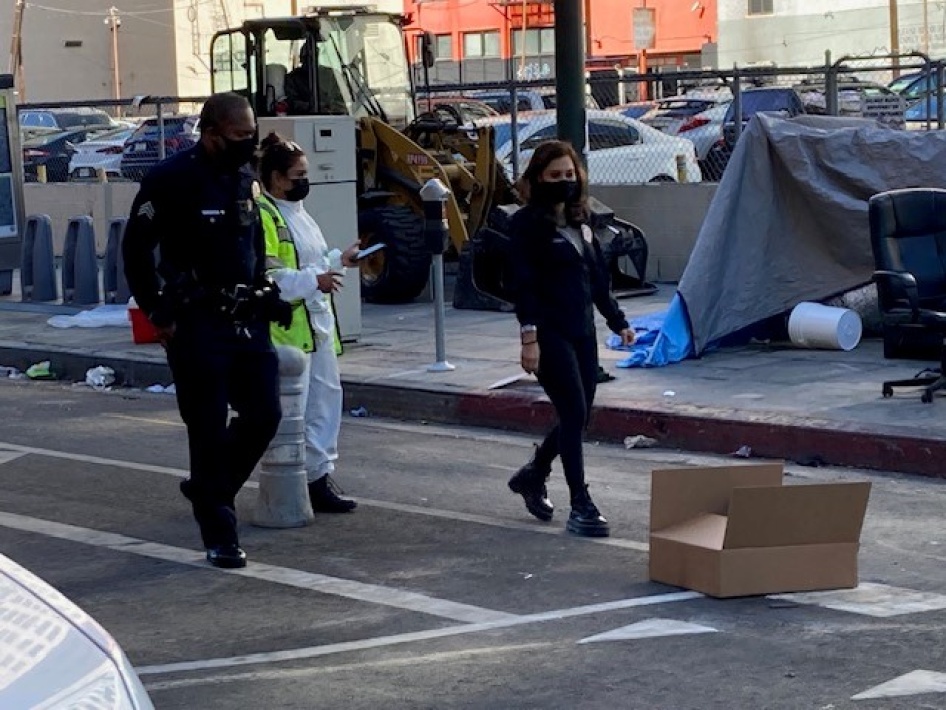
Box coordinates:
[16,97,206,184]
[417,56,946,184]
[18,55,946,188]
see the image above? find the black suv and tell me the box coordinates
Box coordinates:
[704,87,806,178]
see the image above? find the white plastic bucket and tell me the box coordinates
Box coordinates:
[788,302,863,351]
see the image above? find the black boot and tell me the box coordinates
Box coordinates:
[508,461,554,522]
[309,475,357,513]
[206,544,247,569]
[566,486,609,538]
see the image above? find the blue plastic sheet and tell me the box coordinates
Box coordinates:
[606,294,694,368]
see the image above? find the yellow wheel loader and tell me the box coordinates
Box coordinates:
[210,9,653,310]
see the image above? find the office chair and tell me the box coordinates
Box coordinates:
[870,187,946,403]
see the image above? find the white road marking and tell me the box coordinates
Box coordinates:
[770,583,946,618]
[144,642,554,693]
[136,590,702,677]
[578,618,718,644]
[852,670,946,700]
[102,413,185,428]
[0,440,651,551]
[0,511,514,625]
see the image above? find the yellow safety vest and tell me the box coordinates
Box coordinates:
[258,195,344,356]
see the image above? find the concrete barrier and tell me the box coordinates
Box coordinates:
[23,181,718,284]
[591,183,717,282]
[24,182,138,255]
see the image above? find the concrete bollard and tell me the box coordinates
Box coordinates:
[252,344,314,528]
[676,154,688,184]
[104,218,129,304]
[20,215,58,302]
[61,216,100,305]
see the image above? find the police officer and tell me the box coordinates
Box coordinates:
[122,92,291,569]
[507,139,635,538]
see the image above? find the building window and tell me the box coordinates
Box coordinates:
[435,34,452,60]
[463,31,500,59]
[748,0,773,15]
[418,34,453,61]
[511,27,555,56]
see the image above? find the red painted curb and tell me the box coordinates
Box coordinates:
[343,380,946,479]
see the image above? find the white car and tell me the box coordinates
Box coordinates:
[483,109,702,184]
[0,552,154,708]
[68,127,136,181]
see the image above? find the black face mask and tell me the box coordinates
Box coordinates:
[285,178,310,202]
[534,179,580,205]
[219,135,257,170]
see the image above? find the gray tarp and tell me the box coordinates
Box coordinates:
[678,113,946,355]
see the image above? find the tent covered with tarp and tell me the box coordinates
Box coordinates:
[614,113,946,368]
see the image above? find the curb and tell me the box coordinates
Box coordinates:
[2,342,943,480]
[343,381,946,480]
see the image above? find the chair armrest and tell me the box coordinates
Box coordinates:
[874,269,920,317]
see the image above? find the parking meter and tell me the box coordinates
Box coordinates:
[419,178,454,372]
[420,178,450,255]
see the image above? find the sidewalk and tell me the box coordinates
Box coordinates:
[0,287,944,478]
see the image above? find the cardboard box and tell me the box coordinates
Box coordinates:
[649,463,871,598]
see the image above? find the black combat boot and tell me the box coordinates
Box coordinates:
[308,475,357,513]
[566,485,610,538]
[508,460,554,522]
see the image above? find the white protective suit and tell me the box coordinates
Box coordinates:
[266,194,345,482]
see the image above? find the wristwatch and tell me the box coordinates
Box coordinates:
[520,325,537,334]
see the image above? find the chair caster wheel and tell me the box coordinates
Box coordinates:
[922,391,933,403]
[882,385,893,398]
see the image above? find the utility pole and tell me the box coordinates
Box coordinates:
[105,7,122,109]
[554,0,586,158]
[9,0,26,101]
[889,0,901,77]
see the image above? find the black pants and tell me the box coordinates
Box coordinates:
[533,331,599,500]
[167,316,281,548]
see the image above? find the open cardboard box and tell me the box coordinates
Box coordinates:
[649,463,871,598]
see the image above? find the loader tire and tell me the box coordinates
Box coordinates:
[358,206,430,304]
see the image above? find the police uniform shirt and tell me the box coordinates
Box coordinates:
[122,143,266,323]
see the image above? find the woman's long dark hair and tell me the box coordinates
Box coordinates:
[517,139,589,224]
[256,131,305,191]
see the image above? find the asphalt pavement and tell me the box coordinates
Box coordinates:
[0,379,945,709]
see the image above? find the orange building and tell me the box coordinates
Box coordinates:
[407,0,718,90]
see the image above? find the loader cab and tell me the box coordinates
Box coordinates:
[211,12,416,129]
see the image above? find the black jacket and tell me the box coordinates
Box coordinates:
[509,204,628,339]
[122,144,266,326]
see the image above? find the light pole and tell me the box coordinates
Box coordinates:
[105,7,122,112]
[889,0,901,77]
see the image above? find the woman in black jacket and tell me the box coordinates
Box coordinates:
[507,140,635,538]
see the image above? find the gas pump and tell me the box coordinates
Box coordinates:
[0,75,24,295]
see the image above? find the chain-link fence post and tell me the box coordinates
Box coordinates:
[157,99,166,161]
[733,67,742,142]
[936,60,946,130]
[510,81,520,180]
[825,51,839,116]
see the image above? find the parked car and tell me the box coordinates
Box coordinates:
[19,107,116,132]
[795,78,905,128]
[640,96,730,135]
[676,103,731,181]
[120,115,199,181]
[68,126,136,181]
[22,128,101,182]
[704,86,806,177]
[903,94,942,130]
[469,88,599,115]
[614,100,658,120]
[888,70,935,104]
[414,96,499,124]
[0,552,154,708]
[480,109,701,184]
